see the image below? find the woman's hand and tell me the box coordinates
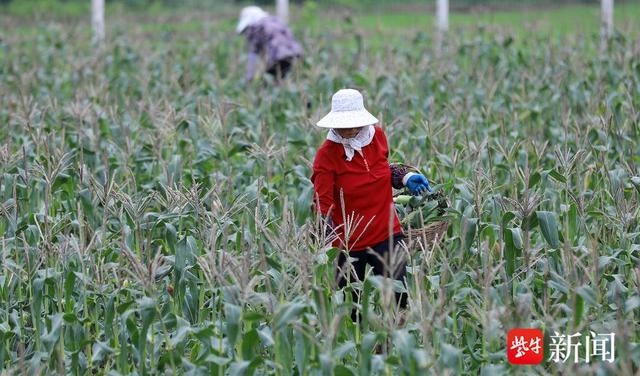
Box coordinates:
[244,51,258,83]
[406,174,432,195]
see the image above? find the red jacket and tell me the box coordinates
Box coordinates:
[311,126,402,251]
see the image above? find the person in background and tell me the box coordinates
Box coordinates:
[236,6,304,83]
[311,89,431,322]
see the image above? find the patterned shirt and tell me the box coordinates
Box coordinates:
[244,16,303,69]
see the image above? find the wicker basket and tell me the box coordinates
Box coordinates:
[391,165,450,247]
[403,220,449,247]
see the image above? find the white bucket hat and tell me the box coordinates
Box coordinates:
[236,6,269,34]
[317,89,379,129]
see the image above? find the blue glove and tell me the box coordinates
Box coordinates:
[406,174,432,195]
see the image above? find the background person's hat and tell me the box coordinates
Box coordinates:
[317,89,379,129]
[236,6,268,34]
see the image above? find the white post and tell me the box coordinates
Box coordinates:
[276,0,289,24]
[601,0,613,44]
[435,0,448,55]
[92,0,105,43]
[436,0,449,34]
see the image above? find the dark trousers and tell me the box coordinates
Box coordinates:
[336,234,408,322]
[266,58,293,80]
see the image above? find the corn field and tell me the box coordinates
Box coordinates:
[0,11,639,375]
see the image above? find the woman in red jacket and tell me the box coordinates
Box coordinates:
[311,89,431,321]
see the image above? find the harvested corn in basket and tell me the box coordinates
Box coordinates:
[393,189,449,247]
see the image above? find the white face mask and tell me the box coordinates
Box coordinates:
[326,125,375,161]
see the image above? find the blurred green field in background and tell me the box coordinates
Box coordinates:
[2,0,639,39]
